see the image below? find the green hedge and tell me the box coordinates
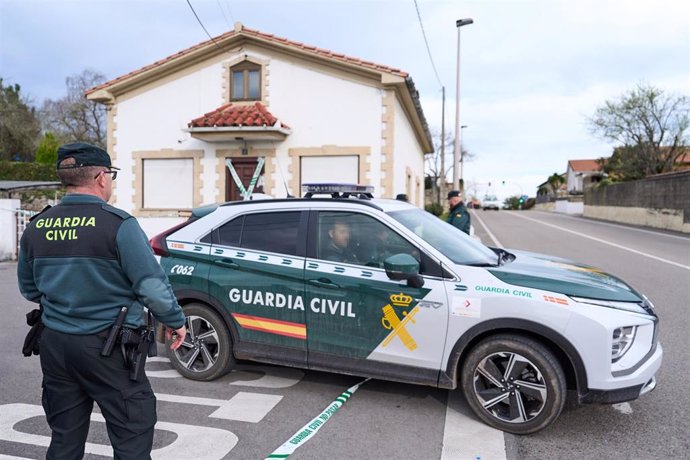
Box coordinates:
[0,161,59,181]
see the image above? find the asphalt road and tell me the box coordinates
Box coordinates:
[471,209,690,460]
[1,210,687,459]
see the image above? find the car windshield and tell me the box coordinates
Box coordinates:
[388,208,498,266]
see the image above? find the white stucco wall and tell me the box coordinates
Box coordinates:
[566,166,580,193]
[554,199,584,214]
[392,98,425,206]
[113,60,226,214]
[267,55,383,192]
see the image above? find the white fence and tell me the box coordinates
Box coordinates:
[0,199,37,261]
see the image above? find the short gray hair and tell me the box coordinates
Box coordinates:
[57,158,102,187]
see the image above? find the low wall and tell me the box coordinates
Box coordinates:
[532,202,555,212]
[584,170,690,233]
[555,199,583,215]
[584,205,689,233]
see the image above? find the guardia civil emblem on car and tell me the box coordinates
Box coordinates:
[150,184,661,434]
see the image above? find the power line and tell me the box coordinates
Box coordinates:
[413,0,443,89]
[224,0,236,24]
[186,0,225,52]
[216,0,233,30]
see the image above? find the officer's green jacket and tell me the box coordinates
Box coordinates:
[17,194,185,334]
[447,202,471,234]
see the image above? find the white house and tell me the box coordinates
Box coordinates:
[86,23,433,236]
[566,159,605,194]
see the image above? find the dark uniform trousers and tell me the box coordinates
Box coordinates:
[39,327,156,460]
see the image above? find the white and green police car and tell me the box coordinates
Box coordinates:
[151,184,661,434]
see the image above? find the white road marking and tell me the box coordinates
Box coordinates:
[470,210,504,248]
[155,391,282,423]
[0,455,33,459]
[612,402,633,415]
[0,403,237,459]
[144,357,181,378]
[544,211,690,241]
[510,212,690,270]
[441,390,507,460]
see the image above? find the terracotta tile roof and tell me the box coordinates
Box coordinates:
[188,102,289,129]
[241,26,408,77]
[568,159,602,172]
[87,23,407,95]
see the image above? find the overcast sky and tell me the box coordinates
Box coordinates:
[1,0,688,199]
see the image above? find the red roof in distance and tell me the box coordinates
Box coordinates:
[568,159,602,172]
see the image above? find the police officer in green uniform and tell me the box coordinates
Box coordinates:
[17,143,187,460]
[447,190,471,234]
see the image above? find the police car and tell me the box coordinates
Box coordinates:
[150,184,661,434]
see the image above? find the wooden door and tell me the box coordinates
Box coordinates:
[225,157,265,202]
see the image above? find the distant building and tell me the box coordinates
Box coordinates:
[566,159,606,194]
[536,173,567,203]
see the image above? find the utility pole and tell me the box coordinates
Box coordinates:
[440,86,446,205]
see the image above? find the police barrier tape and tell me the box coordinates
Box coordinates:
[264,378,369,459]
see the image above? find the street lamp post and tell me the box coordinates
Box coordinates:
[453,18,473,191]
[459,124,468,191]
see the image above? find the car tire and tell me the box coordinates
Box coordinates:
[166,303,235,381]
[460,334,566,434]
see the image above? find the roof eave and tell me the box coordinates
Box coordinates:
[184,126,292,142]
[383,77,433,154]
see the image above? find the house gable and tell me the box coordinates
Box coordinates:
[85,23,433,229]
[86,22,432,153]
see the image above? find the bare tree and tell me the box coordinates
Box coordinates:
[425,129,473,205]
[41,69,107,148]
[588,83,689,180]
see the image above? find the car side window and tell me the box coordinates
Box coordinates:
[215,215,244,246]
[317,211,420,269]
[241,212,301,256]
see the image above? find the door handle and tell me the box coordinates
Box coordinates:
[308,278,342,289]
[214,259,239,269]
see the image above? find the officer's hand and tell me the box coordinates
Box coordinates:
[167,325,187,351]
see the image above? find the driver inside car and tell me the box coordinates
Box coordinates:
[322,220,360,264]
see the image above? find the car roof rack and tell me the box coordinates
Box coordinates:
[301,183,374,200]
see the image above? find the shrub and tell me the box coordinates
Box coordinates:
[425,202,444,216]
[0,160,59,181]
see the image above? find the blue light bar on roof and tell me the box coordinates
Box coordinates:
[301,183,375,195]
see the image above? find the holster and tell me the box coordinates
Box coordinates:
[22,307,44,357]
[122,327,156,382]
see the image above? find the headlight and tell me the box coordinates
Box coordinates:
[569,296,650,315]
[612,326,637,362]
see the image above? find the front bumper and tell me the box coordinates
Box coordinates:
[580,375,657,404]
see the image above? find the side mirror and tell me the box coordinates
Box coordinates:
[384,254,424,288]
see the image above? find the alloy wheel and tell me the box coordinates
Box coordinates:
[173,315,220,373]
[472,351,548,424]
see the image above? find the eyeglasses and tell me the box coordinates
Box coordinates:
[94,169,118,180]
